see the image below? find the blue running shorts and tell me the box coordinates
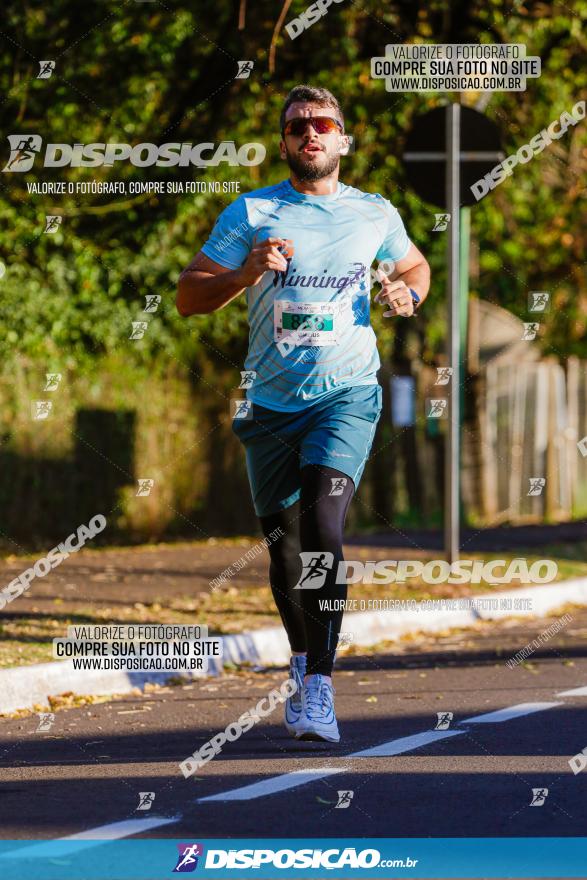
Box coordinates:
[231,384,383,517]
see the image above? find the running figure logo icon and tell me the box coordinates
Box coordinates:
[144,294,161,313]
[130,321,149,340]
[173,843,204,872]
[434,367,453,386]
[335,790,354,808]
[522,322,539,340]
[427,399,448,418]
[529,788,548,807]
[38,61,56,79]
[136,478,155,497]
[432,213,451,231]
[434,711,454,730]
[32,401,52,420]
[128,321,149,339]
[329,476,347,496]
[527,477,546,496]
[232,399,253,420]
[528,291,550,312]
[239,370,256,389]
[44,373,62,391]
[236,60,254,79]
[338,631,354,647]
[3,135,42,172]
[44,215,62,234]
[36,712,55,732]
[294,551,334,589]
[136,792,155,811]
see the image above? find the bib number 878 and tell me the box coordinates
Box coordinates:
[283,313,330,332]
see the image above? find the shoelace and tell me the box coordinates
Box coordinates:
[290,661,305,705]
[305,681,331,718]
[296,663,306,684]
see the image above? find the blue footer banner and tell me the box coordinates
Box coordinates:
[0,837,586,879]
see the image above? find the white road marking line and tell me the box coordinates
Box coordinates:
[197,732,465,801]
[198,766,348,802]
[7,691,573,843]
[0,816,180,858]
[556,685,587,697]
[197,699,566,801]
[461,701,562,723]
[351,729,466,758]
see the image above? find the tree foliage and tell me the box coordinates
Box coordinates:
[0,0,585,371]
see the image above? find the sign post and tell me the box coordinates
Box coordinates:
[445,103,461,563]
[403,104,503,562]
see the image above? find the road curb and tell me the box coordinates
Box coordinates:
[1,577,586,714]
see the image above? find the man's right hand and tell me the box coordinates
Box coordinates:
[177,239,290,317]
[237,238,289,287]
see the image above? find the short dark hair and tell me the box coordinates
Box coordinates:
[280,85,344,134]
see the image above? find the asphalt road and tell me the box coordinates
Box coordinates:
[1,608,586,843]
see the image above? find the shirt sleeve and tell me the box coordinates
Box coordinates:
[200,197,252,270]
[375,200,412,264]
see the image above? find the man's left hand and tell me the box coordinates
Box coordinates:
[374,276,414,318]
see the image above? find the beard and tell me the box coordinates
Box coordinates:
[285,146,340,182]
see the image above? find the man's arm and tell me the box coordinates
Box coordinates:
[374,242,431,318]
[176,239,289,317]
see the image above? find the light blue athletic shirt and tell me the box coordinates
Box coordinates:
[201,178,411,412]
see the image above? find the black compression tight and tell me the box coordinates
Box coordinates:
[259,465,355,676]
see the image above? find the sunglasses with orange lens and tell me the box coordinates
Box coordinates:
[283,116,344,137]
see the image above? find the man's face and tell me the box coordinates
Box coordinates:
[280,101,346,182]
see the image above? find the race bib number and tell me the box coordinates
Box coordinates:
[274,300,338,347]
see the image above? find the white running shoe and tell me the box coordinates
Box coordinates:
[297,674,340,743]
[284,655,306,737]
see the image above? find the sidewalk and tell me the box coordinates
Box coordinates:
[1,576,586,714]
[2,536,586,669]
[1,532,587,713]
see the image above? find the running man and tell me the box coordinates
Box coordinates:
[177,85,430,743]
